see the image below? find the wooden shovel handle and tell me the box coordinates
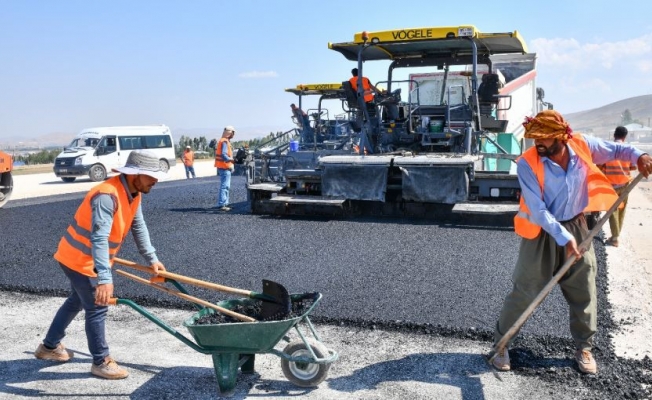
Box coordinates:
[115,269,256,323]
[112,257,251,297]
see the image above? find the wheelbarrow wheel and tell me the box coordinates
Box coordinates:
[281,338,331,387]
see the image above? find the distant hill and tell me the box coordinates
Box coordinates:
[565,94,652,138]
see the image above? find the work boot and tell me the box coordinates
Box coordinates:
[34,343,74,362]
[575,350,597,374]
[91,357,129,379]
[492,347,511,371]
[606,237,619,247]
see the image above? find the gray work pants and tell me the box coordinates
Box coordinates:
[494,214,597,350]
[608,185,628,238]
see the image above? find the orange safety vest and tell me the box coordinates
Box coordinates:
[600,159,632,187]
[514,134,618,239]
[182,150,194,167]
[54,176,141,276]
[214,138,233,170]
[349,76,374,103]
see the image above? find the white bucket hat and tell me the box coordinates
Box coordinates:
[112,150,168,181]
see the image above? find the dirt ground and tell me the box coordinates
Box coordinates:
[603,178,652,360]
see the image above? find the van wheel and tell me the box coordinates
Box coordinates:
[158,159,169,172]
[89,165,107,182]
[61,177,76,183]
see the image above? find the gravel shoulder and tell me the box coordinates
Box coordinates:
[0,291,569,400]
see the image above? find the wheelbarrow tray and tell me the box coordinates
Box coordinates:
[183,292,321,353]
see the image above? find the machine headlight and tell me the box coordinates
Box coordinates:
[75,156,83,165]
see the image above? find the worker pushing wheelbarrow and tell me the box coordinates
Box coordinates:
[110,258,339,396]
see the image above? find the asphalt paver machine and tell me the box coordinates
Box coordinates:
[247,83,361,206]
[248,25,551,219]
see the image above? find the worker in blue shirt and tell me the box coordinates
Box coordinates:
[491,110,652,375]
[214,126,236,211]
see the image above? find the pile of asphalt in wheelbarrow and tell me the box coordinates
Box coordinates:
[194,296,316,324]
[314,238,652,400]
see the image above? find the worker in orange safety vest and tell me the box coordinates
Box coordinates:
[37,150,167,380]
[182,145,196,179]
[214,126,236,211]
[491,110,652,375]
[349,68,379,103]
[599,126,637,247]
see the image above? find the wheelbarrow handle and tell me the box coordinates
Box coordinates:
[113,257,252,297]
[115,269,256,323]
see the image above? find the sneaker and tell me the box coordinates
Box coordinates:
[605,237,619,247]
[91,357,129,379]
[575,350,597,374]
[34,343,74,362]
[492,347,511,371]
[219,206,232,212]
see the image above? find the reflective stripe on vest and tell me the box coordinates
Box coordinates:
[214,138,233,169]
[349,76,374,103]
[513,134,618,239]
[54,176,141,276]
[600,160,631,186]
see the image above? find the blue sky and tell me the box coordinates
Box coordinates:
[1,0,651,141]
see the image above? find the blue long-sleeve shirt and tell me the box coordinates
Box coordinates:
[90,174,159,284]
[220,141,233,162]
[517,135,645,246]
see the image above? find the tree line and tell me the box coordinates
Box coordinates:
[179,131,289,157]
[13,130,288,166]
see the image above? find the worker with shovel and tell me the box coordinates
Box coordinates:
[34,150,168,380]
[492,110,652,374]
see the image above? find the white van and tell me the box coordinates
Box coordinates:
[53,125,177,182]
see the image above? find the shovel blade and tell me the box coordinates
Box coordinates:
[259,279,291,320]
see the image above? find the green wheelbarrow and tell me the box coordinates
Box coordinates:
[111,291,338,396]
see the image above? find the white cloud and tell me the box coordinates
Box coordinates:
[529,33,652,112]
[531,33,652,70]
[237,70,278,79]
[638,59,652,73]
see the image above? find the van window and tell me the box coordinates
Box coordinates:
[118,135,172,150]
[68,137,99,148]
[118,136,143,150]
[144,135,172,149]
[98,136,117,155]
[117,135,172,150]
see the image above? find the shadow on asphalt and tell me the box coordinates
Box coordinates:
[327,352,488,399]
[168,200,251,215]
[1,352,163,398]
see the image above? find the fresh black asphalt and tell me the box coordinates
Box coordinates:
[1,175,567,336]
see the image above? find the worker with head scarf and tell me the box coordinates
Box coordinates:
[491,110,652,374]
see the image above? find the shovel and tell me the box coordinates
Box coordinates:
[488,173,645,364]
[113,257,292,320]
[115,269,256,322]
